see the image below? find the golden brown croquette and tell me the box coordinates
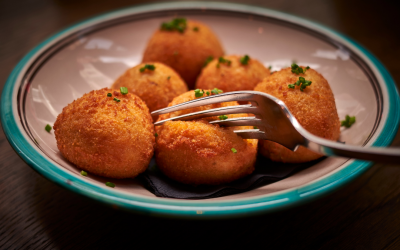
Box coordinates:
[155,90,258,185]
[254,67,340,163]
[196,55,270,92]
[53,88,155,179]
[112,62,188,113]
[142,19,224,89]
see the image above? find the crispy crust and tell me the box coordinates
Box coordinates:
[112,62,188,112]
[254,67,340,163]
[53,88,155,179]
[142,20,224,89]
[155,90,258,185]
[196,55,270,92]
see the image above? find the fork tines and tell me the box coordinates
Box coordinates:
[151,91,267,139]
[151,92,257,118]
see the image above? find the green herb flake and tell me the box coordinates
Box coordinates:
[105,182,115,188]
[81,171,87,176]
[211,88,223,95]
[300,80,312,91]
[167,76,171,80]
[194,89,204,98]
[231,148,237,153]
[139,64,156,72]
[155,133,158,137]
[160,18,187,33]
[107,93,112,97]
[291,63,310,75]
[240,55,250,65]
[218,57,231,67]
[193,27,199,32]
[253,126,258,129]
[219,115,228,120]
[291,63,302,74]
[203,56,214,67]
[206,91,210,96]
[114,97,120,102]
[268,66,272,70]
[341,115,356,128]
[45,124,52,133]
[120,87,128,95]
[289,76,312,91]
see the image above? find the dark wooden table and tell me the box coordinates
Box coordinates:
[1,0,400,249]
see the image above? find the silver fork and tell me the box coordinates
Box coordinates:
[152,91,400,164]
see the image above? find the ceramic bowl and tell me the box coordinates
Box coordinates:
[1,2,399,218]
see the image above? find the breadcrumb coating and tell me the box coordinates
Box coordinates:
[142,20,224,89]
[254,67,340,163]
[155,90,258,185]
[112,62,188,113]
[196,55,270,92]
[53,88,155,179]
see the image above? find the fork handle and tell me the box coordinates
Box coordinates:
[305,134,400,164]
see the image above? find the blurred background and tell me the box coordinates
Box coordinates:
[1,0,400,249]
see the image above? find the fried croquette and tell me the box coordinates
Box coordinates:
[254,67,340,163]
[142,19,224,89]
[196,55,270,92]
[53,88,155,179]
[155,90,258,185]
[112,62,188,113]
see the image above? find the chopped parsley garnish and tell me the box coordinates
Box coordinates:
[240,55,250,65]
[341,115,356,128]
[139,64,156,72]
[291,63,310,75]
[120,87,128,95]
[45,124,52,133]
[155,133,158,137]
[218,57,231,67]
[206,91,210,96]
[194,89,204,98]
[203,56,214,67]
[268,66,272,70]
[271,71,276,75]
[231,148,237,153]
[288,76,312,91]
[107,93,112,97]
[218,115,228,120]
[81,171,87,176]
[211,88,223,95]
[114,97,120,102]
[105,182,115,188]
[167,76,171,80]
[160,18,187,33]
[193,27,199,32]
[253,126,258,129]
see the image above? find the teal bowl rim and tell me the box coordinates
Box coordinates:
[1,2,399,218]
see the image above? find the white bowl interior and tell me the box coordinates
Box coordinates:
[24,13,378,201]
